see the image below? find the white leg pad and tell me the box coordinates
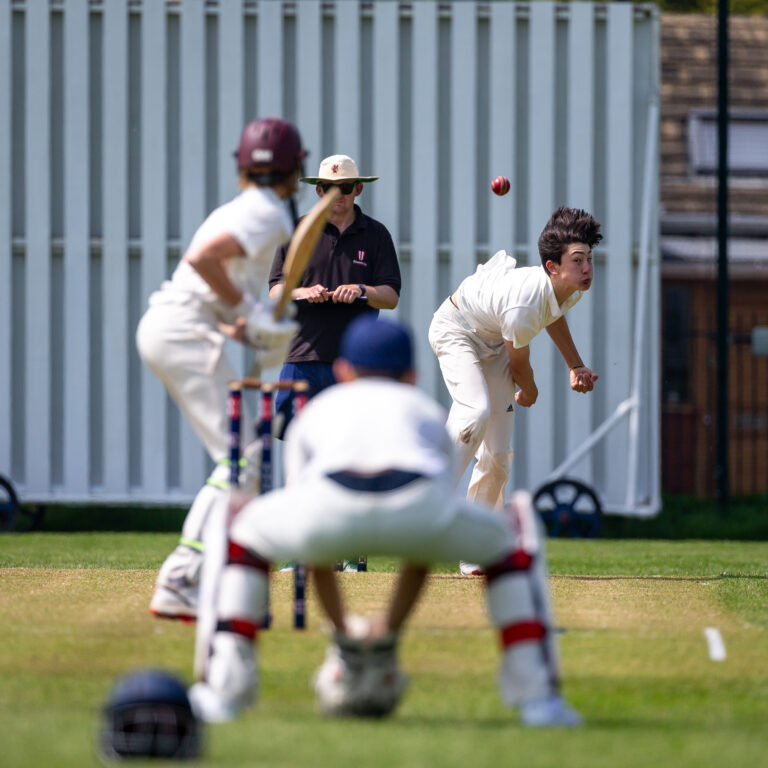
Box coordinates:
[498,644,552,705]
[189,634,258,722]
[218,565,268,623]
[155,544,203,589]
[181,478,228,542]
[207,633,257,707]
[486,573,537,628]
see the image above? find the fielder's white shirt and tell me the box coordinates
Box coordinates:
[284,379,455,485]
[454,250,582,349]
[150,186,293,323]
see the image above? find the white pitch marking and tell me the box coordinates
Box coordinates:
[704,627,726,662]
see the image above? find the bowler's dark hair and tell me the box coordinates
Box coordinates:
[537,207,602,269]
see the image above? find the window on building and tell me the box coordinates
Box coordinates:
[662,285,691,404]
[687,109,768,176]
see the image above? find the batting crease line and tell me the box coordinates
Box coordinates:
[704,627,727,662]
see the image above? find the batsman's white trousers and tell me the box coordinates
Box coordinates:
[429,298,516,507]
[136,301,255,463]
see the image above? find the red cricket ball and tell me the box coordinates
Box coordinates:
[491,176,510,196]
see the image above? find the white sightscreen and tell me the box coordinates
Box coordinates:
[0,1,660,514]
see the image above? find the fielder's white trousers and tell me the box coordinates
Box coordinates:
[203,480,562,706]
[428,298,516,507]
[136,301,255,463]
[230,475,512,567]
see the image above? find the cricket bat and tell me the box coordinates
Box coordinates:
[272,186,340,320]
[247,188,340,379]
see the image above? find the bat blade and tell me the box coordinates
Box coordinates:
[273,187,340,320]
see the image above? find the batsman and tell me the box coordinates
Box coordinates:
[189,316,581,728]
[136,118,316,621]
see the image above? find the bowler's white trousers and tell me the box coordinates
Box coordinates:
[428,298,516,507]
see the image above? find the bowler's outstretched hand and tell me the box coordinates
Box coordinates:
[569,366,598,393]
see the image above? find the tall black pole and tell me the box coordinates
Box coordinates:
[716,0,729,511]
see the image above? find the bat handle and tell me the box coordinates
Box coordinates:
[272,288,292,321]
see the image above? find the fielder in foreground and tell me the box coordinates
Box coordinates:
[189,316,581,728]
[136,118,307,621]
[428,206,602,574]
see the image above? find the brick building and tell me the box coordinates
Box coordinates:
[660,13,768,495]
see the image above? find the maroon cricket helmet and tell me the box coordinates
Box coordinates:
[235,118,308,174]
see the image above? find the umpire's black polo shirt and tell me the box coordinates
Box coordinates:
[269,205,401,363]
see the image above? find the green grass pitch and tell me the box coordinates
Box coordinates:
[1,534,766,767]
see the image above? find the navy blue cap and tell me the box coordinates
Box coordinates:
[339,315,414,374]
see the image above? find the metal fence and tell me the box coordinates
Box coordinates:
[662,283,768,497]
[0,0,660,514]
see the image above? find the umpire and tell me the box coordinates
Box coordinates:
[268,154,401,437]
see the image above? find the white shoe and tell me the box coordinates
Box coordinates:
[150,545,202,620]
[188,682,240,723]
[460,561,483,576]
[149,583,198,621]
[519,694,582,727]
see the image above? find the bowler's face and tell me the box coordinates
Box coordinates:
[555,242,593,292]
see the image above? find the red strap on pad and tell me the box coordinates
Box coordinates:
[500,620,547,647]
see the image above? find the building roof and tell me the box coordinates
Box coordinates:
[661,13,768,222]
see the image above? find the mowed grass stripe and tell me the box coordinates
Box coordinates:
[0,536,766,768]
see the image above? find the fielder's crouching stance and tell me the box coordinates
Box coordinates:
[189,316,580,728]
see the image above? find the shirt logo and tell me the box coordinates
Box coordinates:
[353,250,367,266]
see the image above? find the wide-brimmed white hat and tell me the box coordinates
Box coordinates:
[301,154,378,184]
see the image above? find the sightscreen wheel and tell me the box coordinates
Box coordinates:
[533,478,602,538]
[0,475,45,533]
[0,475,21,532]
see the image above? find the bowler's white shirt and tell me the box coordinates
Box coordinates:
[454,250,582,349]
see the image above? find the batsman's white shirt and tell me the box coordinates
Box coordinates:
[136,187,293,461]
[148,186,293,323]
[453,250,582,348]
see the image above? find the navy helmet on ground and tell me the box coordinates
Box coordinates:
[99,668,201,761]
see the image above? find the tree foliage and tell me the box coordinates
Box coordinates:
[655,0,768,15]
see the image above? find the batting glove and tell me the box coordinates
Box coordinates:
[244,301,298,369]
